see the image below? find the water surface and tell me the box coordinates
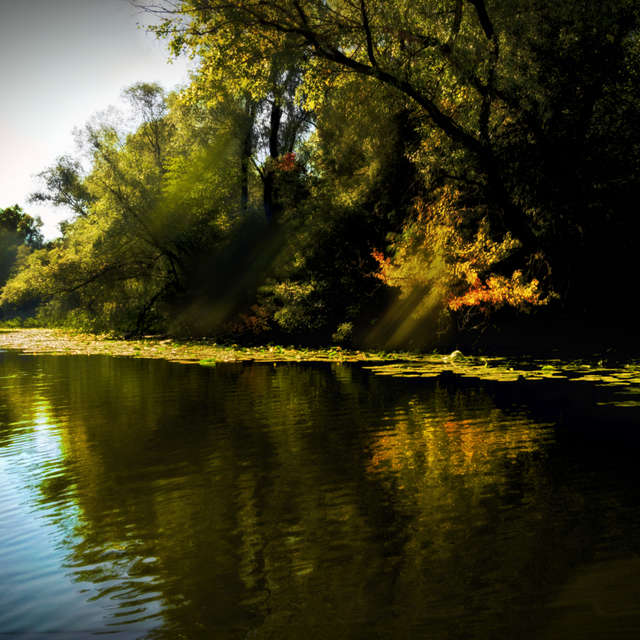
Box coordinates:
[1,350,639,638]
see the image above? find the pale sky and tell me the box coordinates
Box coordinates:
[0,0,192,238]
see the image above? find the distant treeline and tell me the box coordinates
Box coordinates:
[1,1,639,350]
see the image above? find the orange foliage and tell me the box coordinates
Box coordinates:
[447,271,544,312]
[276,152,297,172]
[371,249,392,282]
[372,186,550,317]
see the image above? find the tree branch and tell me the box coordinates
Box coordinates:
[360,0,377,67]
[467,0,494,40]
[448,0,463,47]
[467,0,499,142]
[188,2,484,156]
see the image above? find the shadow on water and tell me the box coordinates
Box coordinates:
[1,350,640,638]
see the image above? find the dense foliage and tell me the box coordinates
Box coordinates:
[2,1,639,349]
[0,206,43,320]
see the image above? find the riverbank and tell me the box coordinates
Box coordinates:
[3,328,640,391]
[0,327,410,364]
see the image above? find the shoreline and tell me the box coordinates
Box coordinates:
[3,329,640,390]
[0,328,411,365]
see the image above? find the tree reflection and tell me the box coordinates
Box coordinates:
[1,352,638,638]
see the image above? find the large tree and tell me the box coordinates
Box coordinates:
[148,0,640,332]
[1,83,243,333]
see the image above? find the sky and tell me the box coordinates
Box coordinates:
[0,0,193,239]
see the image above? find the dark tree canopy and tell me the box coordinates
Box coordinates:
[2,1,639,348]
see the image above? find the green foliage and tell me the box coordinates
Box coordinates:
[3,1,640,346]
[30,156,94,217]
[0,206,43,317]
[0,205,43,249]
[1,80,263,334]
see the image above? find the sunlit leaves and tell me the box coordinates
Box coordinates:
[447,271,545,312]
[374,186,548,328]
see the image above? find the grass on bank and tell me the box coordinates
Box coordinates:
[0,327,408,364]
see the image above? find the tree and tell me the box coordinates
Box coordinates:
[0,205,43,287]
[148,0,640,334]
[1,81,252,334]
[30,156,94,218]
[5,2,639,344]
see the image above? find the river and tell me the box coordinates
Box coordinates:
[1,349,639,638]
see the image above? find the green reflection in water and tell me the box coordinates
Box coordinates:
[1,351,640,639]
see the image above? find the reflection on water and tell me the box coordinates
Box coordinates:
[1,350,640,638]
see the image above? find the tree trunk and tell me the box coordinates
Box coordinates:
[264,101,282,222]
[240,99,256,215]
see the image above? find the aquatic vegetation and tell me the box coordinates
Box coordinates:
[2,329,640,409]
[363,355,640,405]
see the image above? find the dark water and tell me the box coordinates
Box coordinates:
[1,350,640,639]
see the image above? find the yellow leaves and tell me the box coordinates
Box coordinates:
[452,224,520,281]
[297,57,336,112]
[180,11,293,103]
[373,186,549,320]
[448,271,546,312]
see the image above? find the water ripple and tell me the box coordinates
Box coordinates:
[1,353,640,638]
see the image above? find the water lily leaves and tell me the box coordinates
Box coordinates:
[363,358,640,398]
